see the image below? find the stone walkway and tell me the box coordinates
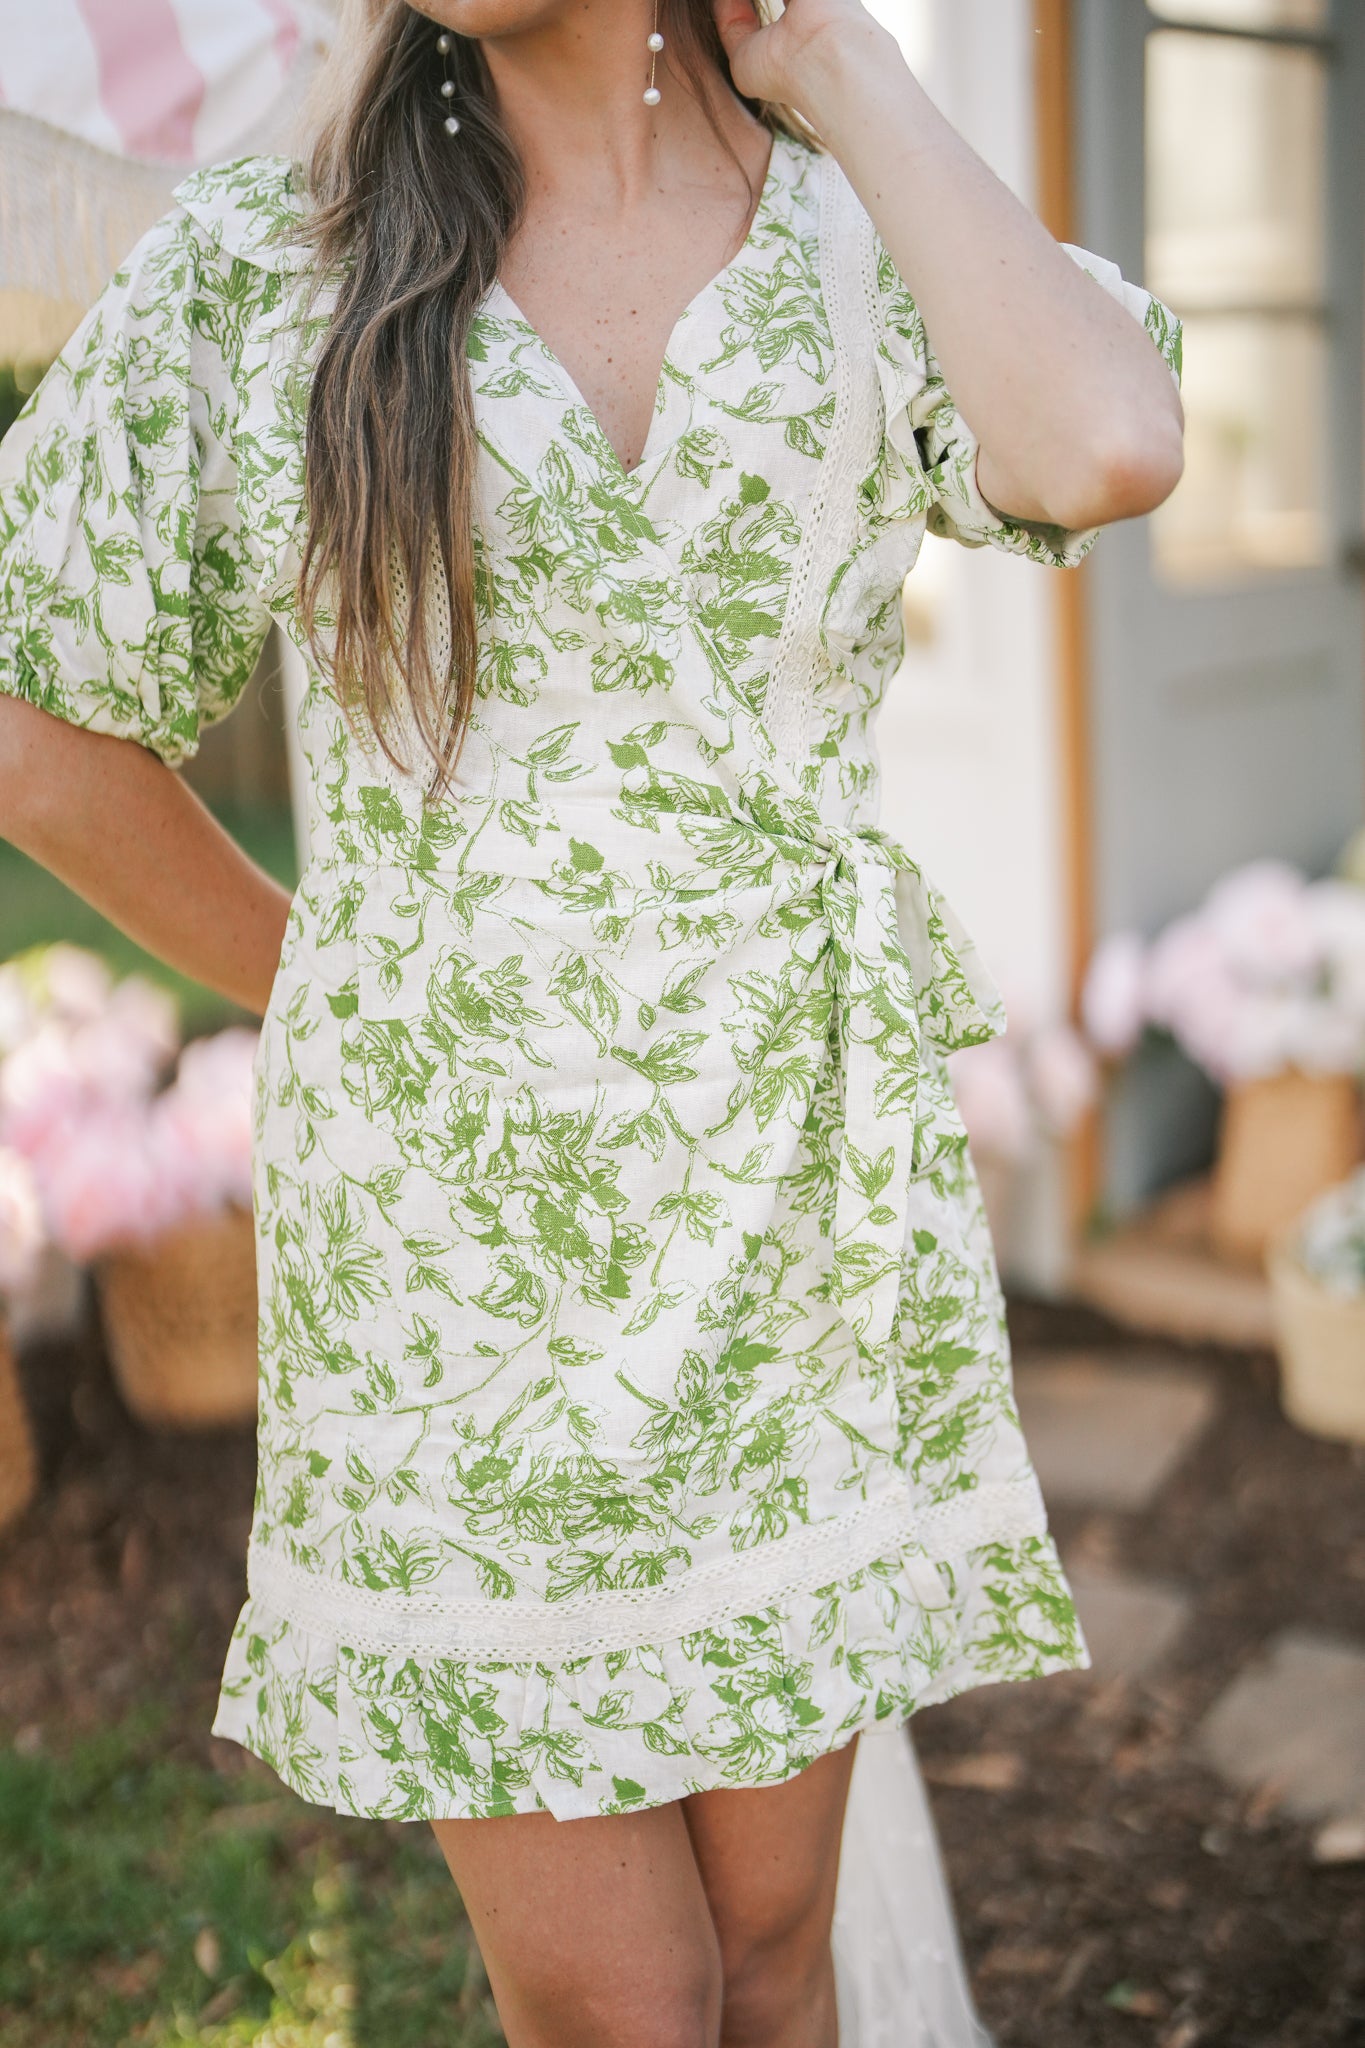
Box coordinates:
[1016,1342,1365,1841]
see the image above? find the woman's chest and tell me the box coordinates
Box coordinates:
[459,245,917,763]
[256,151,920,786]
[491,156,781,480]
[466,284,836,611]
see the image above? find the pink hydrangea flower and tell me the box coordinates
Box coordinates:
[1307,877,1365,952]
[106,975,179,1062]
[949,1040,1034,1163]
[0,944,260,1260]
[1085,865,1365,1083]
[1285,996,1365,1078]
[30,1105,182,1263]
[1026,1026,1098,1135]
[1081,931,1146,1057]
[1203,859,1320,987]
[0,966,34,1058]
[0,1023,92,1157]
[41,943,114,1022]
[152,1028,258,1216]
[1130,867,1365,1080]
[1143,914,1235,1035]
[0,1146,44,1295]
[1212,991,1299,1083]
[1332,948,1365,1028]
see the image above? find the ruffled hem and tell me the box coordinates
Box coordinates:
[211,1533,1088,1822]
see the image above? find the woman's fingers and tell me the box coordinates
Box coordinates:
[713,0,883,108]
[712,0,765,74]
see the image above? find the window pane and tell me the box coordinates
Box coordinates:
[1146,0,1327,28]
[1147,30,1326,308]
[1150,314,1330,582]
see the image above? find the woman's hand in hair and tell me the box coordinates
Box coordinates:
[713,0,895,112]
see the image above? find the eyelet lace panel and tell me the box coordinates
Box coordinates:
[246,1475,1049,1661]
[762,155,883,765]
[353,535,454,802]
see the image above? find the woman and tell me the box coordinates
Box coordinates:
[0,2,1183,2042]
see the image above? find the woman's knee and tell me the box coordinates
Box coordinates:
[434,1799,723,2048]
[581,1980,722,2048]
[507,1930,723,2048]
[718,1921,836,2047]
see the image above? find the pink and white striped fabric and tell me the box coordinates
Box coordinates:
[0,0,308,165]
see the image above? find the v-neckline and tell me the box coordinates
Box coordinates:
[488,133,786,486]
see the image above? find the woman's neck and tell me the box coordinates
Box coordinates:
[476,1,762,218]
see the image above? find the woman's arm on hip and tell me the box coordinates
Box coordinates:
[0,695,292,1018]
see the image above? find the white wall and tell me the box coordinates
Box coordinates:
[865,0,1075,1288]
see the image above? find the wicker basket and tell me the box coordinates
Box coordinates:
[1268,1240,1365,1446]
[0,1316,37,1533]
[96,1207,260,1429]
[1211,1070,1362,1261]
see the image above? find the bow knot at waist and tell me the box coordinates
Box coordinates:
[738,794,1003,1363]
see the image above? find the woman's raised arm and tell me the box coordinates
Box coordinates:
[717,0,1185,534]
[0,695,291,1017]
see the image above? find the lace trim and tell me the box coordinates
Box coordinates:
[246,1475,1048,1661]
[763,157,883,765]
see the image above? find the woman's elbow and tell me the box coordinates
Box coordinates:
[1100,406,1185,521]
[1053,403,1186,530]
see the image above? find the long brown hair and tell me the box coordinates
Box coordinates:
[299,1,810,796]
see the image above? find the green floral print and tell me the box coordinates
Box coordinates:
[0,134,1182,1820]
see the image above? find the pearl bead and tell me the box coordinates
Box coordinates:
[436,32,451,53]
[445,114,461,135]
[441,78,455,96]
[647,30,664,49]
[643,85,661,105]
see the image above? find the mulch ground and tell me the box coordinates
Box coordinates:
[3,1290,1364,2048]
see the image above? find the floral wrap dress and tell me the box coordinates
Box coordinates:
[0,134,1181,1821]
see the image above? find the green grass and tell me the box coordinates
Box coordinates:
[0,804,298,1036]
[0,1710,504,2047]
[0,374,22,443]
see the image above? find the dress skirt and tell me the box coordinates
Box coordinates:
[212,840,1084,1823]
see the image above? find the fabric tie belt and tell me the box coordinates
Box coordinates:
[742,780,1005,1366]
[350,765,1006,1370]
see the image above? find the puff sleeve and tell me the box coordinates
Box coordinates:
[873,235,1184,568]
[0,204,273,765]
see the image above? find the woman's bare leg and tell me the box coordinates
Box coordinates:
[682,1737,858,2048]
[430,1738,856,2048]
[431,1800,723,2048]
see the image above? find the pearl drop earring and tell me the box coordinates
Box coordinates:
[644,0,664,106]
[436,30,460,135]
